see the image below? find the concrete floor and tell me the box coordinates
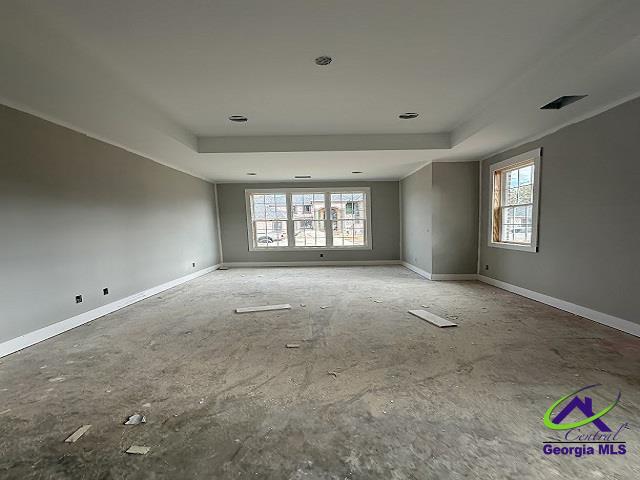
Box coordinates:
[0,266,639,479]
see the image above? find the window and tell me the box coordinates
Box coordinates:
[246,188,371,250]
[489,148,541,252]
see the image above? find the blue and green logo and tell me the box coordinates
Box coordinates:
[542,384,628,458]
[543,384,620,431]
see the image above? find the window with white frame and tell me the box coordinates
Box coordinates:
[246,188,371,250]
[489,148,541,252]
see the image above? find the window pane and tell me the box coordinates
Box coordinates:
[514,205,527,219]
[352,228,365,246]
[512,225,529,243]
[250,192,289,247]
[494,160,536,246]
[526,205,533,224]
[330,191,367,247]
[251,192,287,221]
[517,184,532,204]
[292,192,324,220]
[254,221,288,247]
[501,224,514,242]
[294,220,326,247]
[518,165,533,186]
[505,188,518,206]
[502,206,514,225]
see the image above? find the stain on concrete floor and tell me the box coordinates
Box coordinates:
[0,266,639,479]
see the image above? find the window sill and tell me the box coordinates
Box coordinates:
[248,245,372,252]
[488,241,537,253]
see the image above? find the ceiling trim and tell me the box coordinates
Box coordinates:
[197,133,451,153]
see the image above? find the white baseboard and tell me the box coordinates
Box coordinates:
[223,260,401,268]
[430,273,478,281]
[478,275,640,338]
[400,262,478,281]
[401,261,432,280]
[0,264,222,358]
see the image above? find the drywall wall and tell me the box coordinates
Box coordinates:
[401,162,478,275]
[0,104,221,343]
[432,162,479,274]
[480,96,640,323]
[217,181,400,263]
[400,164,432,273]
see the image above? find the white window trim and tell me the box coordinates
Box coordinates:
[488,148,541,253]
[245,187,373,251]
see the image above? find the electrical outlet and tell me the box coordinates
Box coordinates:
[485,264,489,270]
[75,295,83,304]
[192,262,196,267]
[103,288,109,295]
[319,253,324,258]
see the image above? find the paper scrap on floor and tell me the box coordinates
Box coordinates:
[235,304,292,313]
[409,309,457,328]
[65,425,92,443]
[126,445,150,455]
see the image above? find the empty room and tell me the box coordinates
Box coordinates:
[1,1,640,478]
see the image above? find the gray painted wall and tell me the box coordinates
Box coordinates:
[400,164,432,273]
[480,96,640,322]
[432,162,479,274]
[0,105,221,343]
[401,162,478,274]
[217,181,400,263]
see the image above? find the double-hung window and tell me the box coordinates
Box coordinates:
[246,188,371,250]
[489,148,541,252]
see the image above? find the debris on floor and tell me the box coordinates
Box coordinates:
[64,425,92,443]
[48,376,65,383]
[300,303,306,307]
[409,309,458,328]
[373,299,383,303]
[142,403,151,408]
[235,304,292,313]
[285,343,300,348]
[320,306,329,309]
[124,414,146,425]
[218,266,229,270]
[126,445,150,455]
[0,409,11,415]
[327,371,339,378]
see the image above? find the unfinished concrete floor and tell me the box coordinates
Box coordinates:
[1,266,639,479]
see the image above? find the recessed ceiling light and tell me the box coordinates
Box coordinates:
[247,172,257,176]
[315,56,332,66]
[352,171,363,174]
[399,112,419,119]
[294,175,312,179]
[229,115,248,122]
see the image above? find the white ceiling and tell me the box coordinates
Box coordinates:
[2,0,640,181]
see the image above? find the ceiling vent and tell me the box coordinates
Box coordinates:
[399,112,419,119]
[228,115,248,122]
[294,175,312,179]
[315,56,332,66]
[540,95,587,110]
